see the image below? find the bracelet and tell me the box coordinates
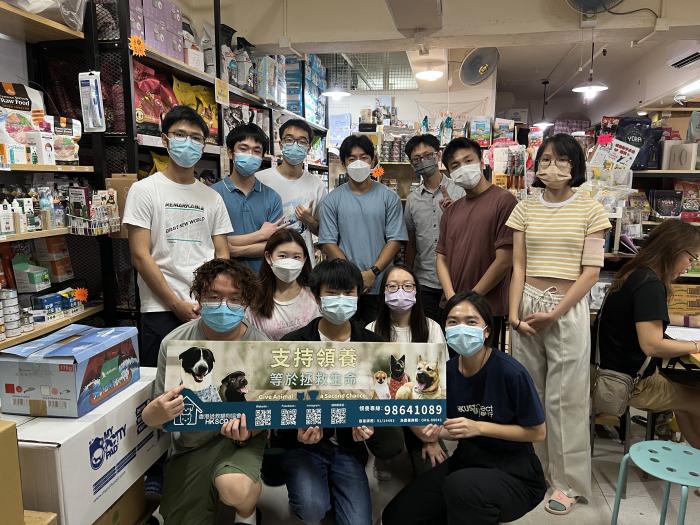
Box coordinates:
[693,340,699,354]
[513,320,521,331]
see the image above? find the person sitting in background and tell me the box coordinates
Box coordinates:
[382,291,546,525]
[598,219,700,449]
[142,259,268,525]
[247,229,319,340]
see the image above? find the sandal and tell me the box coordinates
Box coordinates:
[545,489,577,515]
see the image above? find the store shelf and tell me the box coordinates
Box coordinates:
[6,164,94,173]
[139,46,215,86]
[642,220,700,227]
[0,304,104,351]
[679,273,700,280]
[0,227,70,243]
[308,162,328,171]
[228,82,267,107]
[0,1,84,42]
[137,134,221,156]
[604,252,636,260]
[271,107,328,134]
[382,162,412,166]
[634,170,700,179]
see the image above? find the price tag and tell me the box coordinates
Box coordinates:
[215,78,229,106]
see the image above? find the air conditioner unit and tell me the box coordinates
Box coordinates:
[667,40,700,69]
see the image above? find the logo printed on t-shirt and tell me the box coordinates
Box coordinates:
[457,403,494,418]
[164,201,208,245]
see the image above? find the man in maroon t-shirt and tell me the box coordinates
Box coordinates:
[436,138,517,349]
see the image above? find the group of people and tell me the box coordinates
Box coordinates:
[124,105,700,525]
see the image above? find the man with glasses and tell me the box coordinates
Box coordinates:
[257,118,328,266]
[436,137,517,348]
[403,134,464,321]
[212,123,284,272]
[143,258,268,525]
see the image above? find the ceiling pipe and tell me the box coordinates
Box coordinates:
[340,53,373,90]
[547,43,608,101]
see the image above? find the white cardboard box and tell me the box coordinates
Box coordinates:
[13,368,167,525]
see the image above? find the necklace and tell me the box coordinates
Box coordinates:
[459,347,491,376]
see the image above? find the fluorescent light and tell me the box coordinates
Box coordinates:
[321,86,351,100]
[415,69,444,81]
[637,110,648,116]
[572,80,609,94]
[679,78,700,96]
[571,131,586,136]
[533,121,553,129]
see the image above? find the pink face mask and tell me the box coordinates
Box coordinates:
[384,289,417,312]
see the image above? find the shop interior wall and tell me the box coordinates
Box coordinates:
[496,93,593,125]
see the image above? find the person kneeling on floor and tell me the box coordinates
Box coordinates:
[382,291,547,525]
[142,259,269,525]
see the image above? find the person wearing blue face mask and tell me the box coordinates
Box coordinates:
[257,119,328,267]
[383,291,546,525]
[212,123,284,273]
[142,258,269,525]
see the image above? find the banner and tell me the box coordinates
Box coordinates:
[163,340,447,431]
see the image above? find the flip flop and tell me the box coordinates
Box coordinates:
[545,489,577,515]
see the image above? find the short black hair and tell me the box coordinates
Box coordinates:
[533,133,586,188]
[442,137,482,173]
[309,259,363,299]
[443,290,494,348]
[404,134,440,158]
[226,122,269,155]
[162,105,209,138]
[279,118,313,142]
[339,134,375,164]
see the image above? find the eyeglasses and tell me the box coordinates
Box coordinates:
[410,151,438,166]
[168,131,206,145]
[685,250,699,263]
[385,283,416,293]
[201,298,244,310]
[538,158,572,169]
[281,137,310,147]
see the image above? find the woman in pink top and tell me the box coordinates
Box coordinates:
[248,229,320,340]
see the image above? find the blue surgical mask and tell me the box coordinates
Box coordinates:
[234,153,263,177]
[320,295,358,325]
[201,303,245,333]
[282,143,308,166]
[446,325,486,357]
[168,136,204,168]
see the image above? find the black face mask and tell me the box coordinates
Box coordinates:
[414,158,439,178]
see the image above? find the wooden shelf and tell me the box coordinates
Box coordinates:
[0,227,70,243]
[6,164,93,173]
[643,220,700,227]
[139,47,215,86]
[0,304,104,351]
[137,134,221,155]
[229,83,267,107]
[0,1,83,42]
[634,170,700,179]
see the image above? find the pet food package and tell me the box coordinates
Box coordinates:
[469,116,491,147]
[45,116,82,164]
[9,369,169,525]
[0,324,139,418]
[493,118,515,142]
[615,117,652,169]
[133,62,163,135]
[0,83,45,151]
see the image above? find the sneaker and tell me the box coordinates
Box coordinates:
[374,458,392,482]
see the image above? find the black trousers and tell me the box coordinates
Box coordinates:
[140,311,184,367]
[354,294,379,327]
[421,286,444,323]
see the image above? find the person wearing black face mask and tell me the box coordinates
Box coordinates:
[404,134,464,322]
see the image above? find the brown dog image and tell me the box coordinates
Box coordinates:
[395,356,441,400]
[372,370,391,399]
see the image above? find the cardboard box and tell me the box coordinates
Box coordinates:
[144,17,166,54]
[38,257,74,283]
[93,478,146,525]
[0,420,24,525]
[143,0,165,20]
[165,30,184,61]
[33,237,70,261]
[13,259,51,293]
[129,8,145,40]
[23,511,57,525]
[669,284,700,314]
[164,0,181,34]
[0,324,140,417]
[184,48,205,72]
[25,132,55,165]
[16,369,168,525]
[106,174,138,239]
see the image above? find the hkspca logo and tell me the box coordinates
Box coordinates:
[88,425,127,470]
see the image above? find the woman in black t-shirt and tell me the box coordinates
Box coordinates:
[598,219,700,448]
[382,291,547,525]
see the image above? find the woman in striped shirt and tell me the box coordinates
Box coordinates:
[506,134,611,516]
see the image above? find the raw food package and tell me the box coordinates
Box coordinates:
[47,116,82,164]
[133,62,163,135]
[0,83,45,149]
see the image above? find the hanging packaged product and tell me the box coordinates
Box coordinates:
[0,83,45,164]
[47,116,82,165]
[469,116,492,147]
[493,118,515,142]
[78,71,106,132]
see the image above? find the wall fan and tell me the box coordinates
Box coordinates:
[458,47,499,86]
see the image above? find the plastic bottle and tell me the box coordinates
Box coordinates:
[11,199,27,234]
[0,200,15,235]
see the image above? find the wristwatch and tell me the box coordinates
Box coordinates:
[370,265,381,276]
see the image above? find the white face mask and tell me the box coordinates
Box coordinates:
[270,258,304,283]
[347,160,372,183]
[451,163,482,190]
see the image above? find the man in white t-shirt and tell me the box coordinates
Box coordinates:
[123,105,233,368]
[256,118,328,265]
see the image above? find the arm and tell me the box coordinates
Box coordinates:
[440,418,546,443]
[472,246,513,296]
[436,253,455,300]
[227,218,284,248]
[361,240,401,292]
[405,230,417,268]
[321,243,347,260]
[213,234,230,259]
[508,231,526,325]
[229,240,267,258]
[637,320,700,358]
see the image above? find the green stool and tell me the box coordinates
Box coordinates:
[611,441,700,524]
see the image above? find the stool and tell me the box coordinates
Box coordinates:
[611,441,700,524]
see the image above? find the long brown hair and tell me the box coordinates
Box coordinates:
[255,229,312,318]
[611,219,700,296]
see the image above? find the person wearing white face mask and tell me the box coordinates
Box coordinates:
[318,134,408,326]
[247,229,319,340]
[383,291,546,525]
[436,138,518,349]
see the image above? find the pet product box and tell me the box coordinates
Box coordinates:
[33,237,70,261]
[38,256,74,283]
[185,47,205,72]
[0,420,24,525]
[144,17,167,54]
[0,324,140,417]
[129,8,145,40]
[25,132,55,165]
[12,256,50,293]
[166,30,184,61]
[31,293,64,323]
[15,369,168,525]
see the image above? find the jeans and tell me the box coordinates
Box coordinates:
[420,286,444,324]
[280,445,372,525]
[140,311,183,367]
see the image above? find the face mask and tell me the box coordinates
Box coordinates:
[385,289,416,313]
[320,295,358,325]
[270,258,304,283]
[446,325,486,357]
[167,136,204,168]
[201,303,245,333]
[234,153,263,177]
[451,163,482,190]
[414,158,439,179]
[347,160,372,183]
[536,165,572,190]
[281,143,308,166]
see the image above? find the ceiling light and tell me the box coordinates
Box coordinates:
[415,69,444,81]
[637,110,648,116]
[534,79,553,129]
[679,78,700,96]
[573,40,608,98]
[321,86,351,100]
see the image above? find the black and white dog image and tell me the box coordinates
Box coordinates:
[219,371,249,402]
[179,347,221,402]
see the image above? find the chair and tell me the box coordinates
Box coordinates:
[611,440,700,524]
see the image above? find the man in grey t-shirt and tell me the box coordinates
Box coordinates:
[142,259,268,525]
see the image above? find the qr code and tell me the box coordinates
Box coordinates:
[305,408,322,426]
[330,407,347,425]
[281,408,297,426]
[255,409,272,427]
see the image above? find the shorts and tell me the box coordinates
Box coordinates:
[160,432,266,525]
[631,370,700,414]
